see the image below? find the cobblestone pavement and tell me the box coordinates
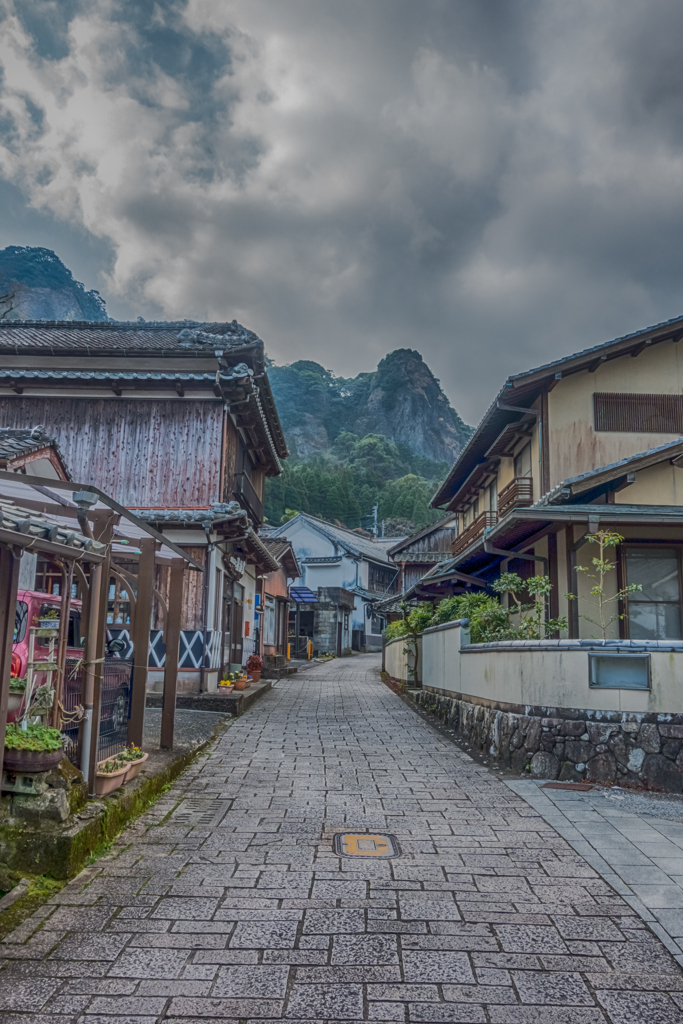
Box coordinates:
[2,655,683,1023]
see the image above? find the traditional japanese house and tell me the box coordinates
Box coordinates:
[269,512,399,651]
[430,313,683,640]
[0,319,288,691]
[258,538,300,672]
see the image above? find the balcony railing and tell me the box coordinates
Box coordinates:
[497,476,534,520]
[234,472,264,525]
[452,510,498,558]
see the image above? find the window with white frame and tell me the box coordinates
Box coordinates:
[625,548,682,640]
[264,594,276,646]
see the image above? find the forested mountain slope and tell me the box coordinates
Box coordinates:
[266,351,472,532]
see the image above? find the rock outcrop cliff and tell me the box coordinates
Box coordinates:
[0,246,108,321]
[269,349,471,467]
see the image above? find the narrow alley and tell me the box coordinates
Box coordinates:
[1,655,681,1023]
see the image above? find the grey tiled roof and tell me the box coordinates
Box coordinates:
[0,496,103,554]
[0,319,260,352]
[271,513,393,564]
[508,312,683,383]
[0,426,64,464]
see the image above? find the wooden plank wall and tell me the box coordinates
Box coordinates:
[0,397,223,506]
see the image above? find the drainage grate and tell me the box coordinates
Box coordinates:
[171,799,231,827]
[333,833,400,858]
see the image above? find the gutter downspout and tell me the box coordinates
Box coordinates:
[200,520,213,693]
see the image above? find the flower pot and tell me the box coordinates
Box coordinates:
[219,684,234,694]
[7,692,23,714]
[249,670,262,683]
[3,746,64,772]
[38,620,60,632]
[233,677,247,691]
[124,751,148,782]
[95,756,128,796]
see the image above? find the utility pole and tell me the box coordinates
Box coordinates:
[372,504,378,538]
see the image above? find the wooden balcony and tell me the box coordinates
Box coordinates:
[497,476,534,519]
[234,472,264,526]
[452,511,498,558]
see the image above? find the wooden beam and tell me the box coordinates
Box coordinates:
[0,545,21,782]
[160,559,185,750]
[127,537,156,747]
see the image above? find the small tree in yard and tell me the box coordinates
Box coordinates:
[492,572,567,639]
[385,601,432,683]
[565,530,641,640]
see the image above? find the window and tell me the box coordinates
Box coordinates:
[264,594,276,646]
[594,393,683,433]
[514,442,532,478]
[14,601,28,643]
[625,549,682,640]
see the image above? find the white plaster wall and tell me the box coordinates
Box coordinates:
[385,636,422,684]
[422,623,683,714]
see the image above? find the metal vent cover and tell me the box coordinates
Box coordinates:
[171,799,230,828]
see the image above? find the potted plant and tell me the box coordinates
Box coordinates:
[246,654,263,683]
[7,677,26,715]
[117,743,148,782]
[234,671,248,691]
[3,721,64,772]
[219,676,235,692]
[37,608,60,634]
[95,753,129,796]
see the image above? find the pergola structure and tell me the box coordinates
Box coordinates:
[0,470,202,796]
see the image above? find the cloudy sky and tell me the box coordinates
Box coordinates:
[1,0,683,422]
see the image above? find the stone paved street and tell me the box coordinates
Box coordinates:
[2,655,683,1022]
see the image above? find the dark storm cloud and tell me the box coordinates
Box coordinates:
[2,0,683,422]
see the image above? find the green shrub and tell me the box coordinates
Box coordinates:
[431,592,509,643]
[4,722,63,752]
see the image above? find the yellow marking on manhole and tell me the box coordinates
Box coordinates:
[333,833,399,858]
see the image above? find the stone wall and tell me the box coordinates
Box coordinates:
[411,688,683,792]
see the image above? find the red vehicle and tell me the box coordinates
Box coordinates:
[11,590,130,731]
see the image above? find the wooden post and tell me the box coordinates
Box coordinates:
[0,545,21,782]
[127,538,156,747]
[88,549,112,795]
[547,531,559,622]
[160,559,185,750]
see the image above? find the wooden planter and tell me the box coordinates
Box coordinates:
[3,746,64,772]
[123,751,148,782]
[95,756,128,796]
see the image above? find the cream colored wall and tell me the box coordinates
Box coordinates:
[614,462,683,505]
[547,340,683,487]
[422,622,683,714]
[385,635,421,684]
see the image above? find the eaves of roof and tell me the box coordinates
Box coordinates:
[0,320,289,462]
[273,513,392,564]
[431,313,683,509]
[537,437,683,506]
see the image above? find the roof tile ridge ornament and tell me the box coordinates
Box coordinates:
[176,319,261,349]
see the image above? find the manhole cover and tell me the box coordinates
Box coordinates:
[333,833,400,858]
[171,799,230,827]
